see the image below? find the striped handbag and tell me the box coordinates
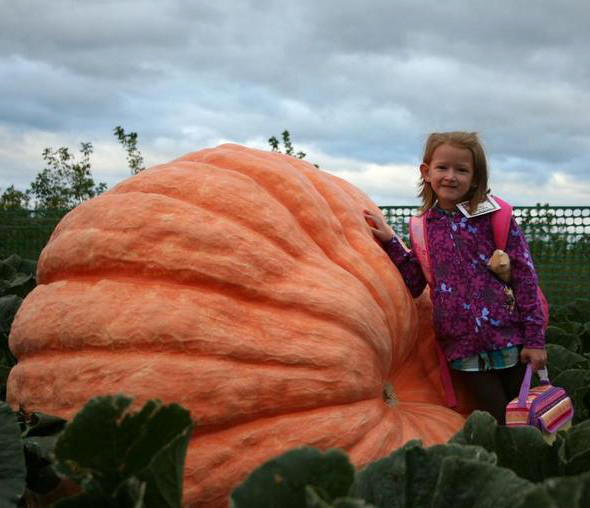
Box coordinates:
[506,363,574,442]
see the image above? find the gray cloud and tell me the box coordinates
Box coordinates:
[1,0,589,204]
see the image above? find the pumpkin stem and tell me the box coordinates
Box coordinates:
[382,383,397,407]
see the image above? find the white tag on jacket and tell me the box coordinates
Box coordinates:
[456,195,501,218]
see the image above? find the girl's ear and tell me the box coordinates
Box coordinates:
[420,163,430,182]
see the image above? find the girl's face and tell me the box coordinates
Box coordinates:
[420,143,475,210]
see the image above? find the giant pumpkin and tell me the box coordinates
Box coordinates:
[8,144,465,506]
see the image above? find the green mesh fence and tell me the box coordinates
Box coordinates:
[1,206,589,305]
[0,209,68,261]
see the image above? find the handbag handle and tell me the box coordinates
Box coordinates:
[517,364,550,408]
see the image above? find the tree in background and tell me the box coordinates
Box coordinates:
[268,130,318,168]
[0,186,30,209]
[114,125,145,175]
[28,143,108,210]
[268,130,307,159]
[0,127,144,210]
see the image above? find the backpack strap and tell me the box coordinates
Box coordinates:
[409,213,457,408]
[490,195,549,331]
[490,195,513,250]
[409,215,433,286]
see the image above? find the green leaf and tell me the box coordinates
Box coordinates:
[19,411,67,495]
[551,369,590,423]
[541,471,590,507]
[546,344,589,379]
[558,420,590,476]
[545,326,582,353]
[450,411,559,481]
[404,444,496,508]
[450,411,497,449]
[352,440,422,508]
[332,498,378,508]
[20,410,67,438]
[55,476,146,507]
[0,294,22,337]
[517,472,590,507]
[2,255,22,271]
[55,395,193,508]
[23,437,62,494]
[553,321,583,336]
[432,458,537,508]
[0,402,26,506]
[580,324,590,355]
[6,272,35,299]
[566,300,590,323]
[553,369,590,395]
[306,486,332,508]
[0,260,17,283]
[231,447,355,508]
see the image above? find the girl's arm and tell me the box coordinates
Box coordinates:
[505,216,546,361]
[364,209,427,297]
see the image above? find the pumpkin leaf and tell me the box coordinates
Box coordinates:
[306,486,378,508]
[546,344,589,379]
[557,420,590,476]
[0,260,17,283]
[545,326,582,352]
[0,294,22,337]
[450,411,559,481]
[449,411,497,449]
[431,457,537,508]
[552,321,583,336]
[404,444,496,508]
[54,476,146,508]
[351,439,422,508]
[551,369,590,423]
[0,402,26,507]
[19,410,67,438]
[55,395,193,508]
[14,409,67,494]
[542,471,590,507]
[230,447,355,508]
[23,436,62,494]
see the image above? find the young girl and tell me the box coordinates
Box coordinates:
[364,131,547,425]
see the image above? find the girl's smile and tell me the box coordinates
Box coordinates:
[420,143,475,210]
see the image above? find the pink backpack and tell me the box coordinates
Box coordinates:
[409,196,549,407]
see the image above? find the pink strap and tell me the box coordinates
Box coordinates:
[409,215,432,286]
[490,195,549,330]
[490,195,513,250]
[410,214,456,407]
[436,342,457,408]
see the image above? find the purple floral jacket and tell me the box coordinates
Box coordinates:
[383,206,546,361]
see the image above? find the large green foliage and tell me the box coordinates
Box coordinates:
[54,395,194,507]
[1,396,193,507]
[0,254,36,401]
[232,416,590,507]
[0,402,26,507]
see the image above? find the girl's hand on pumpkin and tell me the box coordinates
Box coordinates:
[520,347,547,372]
[363,209,395,244]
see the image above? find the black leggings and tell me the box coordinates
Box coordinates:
[452,362,527,425]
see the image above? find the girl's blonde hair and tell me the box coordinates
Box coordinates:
[418,131,490,214]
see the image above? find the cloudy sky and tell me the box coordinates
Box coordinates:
[1,0,589,206]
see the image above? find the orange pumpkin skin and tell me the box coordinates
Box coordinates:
[8,144,465,507]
